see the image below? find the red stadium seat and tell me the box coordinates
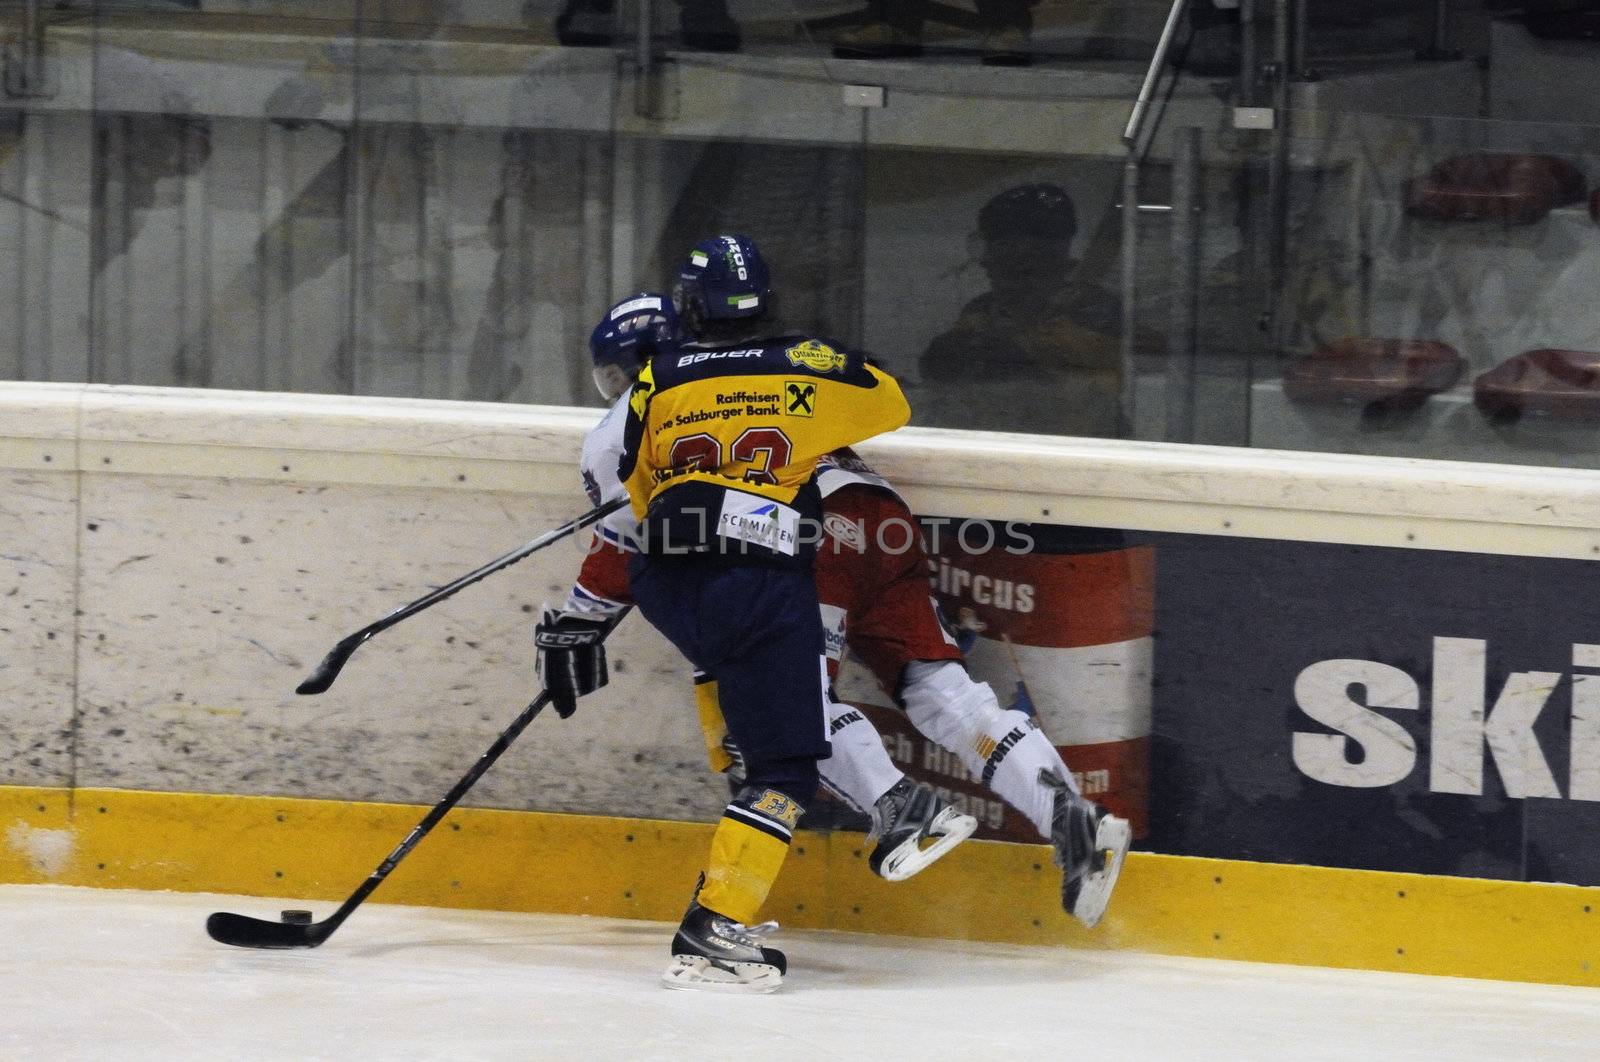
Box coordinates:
[1474,349,1600,420]
[1406,154,1586,225]
[1283,338,1465,410]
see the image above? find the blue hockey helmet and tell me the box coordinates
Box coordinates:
[589,292,681,401]
[676,234,772,327]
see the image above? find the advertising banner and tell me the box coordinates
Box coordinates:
[834,520,1153,843]
[1147,532,1600,887]
[834,517,1600,887]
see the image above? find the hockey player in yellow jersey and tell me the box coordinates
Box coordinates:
[619,342,908,560]
[619,235,909,992]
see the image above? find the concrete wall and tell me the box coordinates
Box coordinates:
[0,384,725,821]
[8,381,1600,823]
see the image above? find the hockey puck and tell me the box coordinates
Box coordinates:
[280,909,313,924]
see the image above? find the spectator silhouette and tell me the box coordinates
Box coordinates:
[919,183,1126,437]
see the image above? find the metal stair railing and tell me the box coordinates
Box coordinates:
[1119,0,1200,443]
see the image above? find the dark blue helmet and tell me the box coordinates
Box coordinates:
[676,234,771,326]
[589,292,681,401]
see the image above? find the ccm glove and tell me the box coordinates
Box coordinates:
[534,609,611,718]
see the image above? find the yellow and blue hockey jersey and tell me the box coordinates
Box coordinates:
[618,335,909,564]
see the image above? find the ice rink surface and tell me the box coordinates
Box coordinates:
[6,884,1598,1061]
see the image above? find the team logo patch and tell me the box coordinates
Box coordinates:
[823,512,865,553]
[751,789,802,829]
[784,380,817,417]
[785,339,846,374]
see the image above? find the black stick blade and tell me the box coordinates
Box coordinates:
[295,642,358,696]
[207,911,328,949]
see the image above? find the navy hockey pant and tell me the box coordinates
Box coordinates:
[628,555,829,805]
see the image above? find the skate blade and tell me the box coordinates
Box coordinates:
[1071,814,1132,930]
[660,955,783,994]
[878,807,979,882]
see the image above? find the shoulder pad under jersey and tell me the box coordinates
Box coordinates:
[655,335,879,388]
[816,448,899,500]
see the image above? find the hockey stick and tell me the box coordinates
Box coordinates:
[208,609,631,949]
[295,496,628,695]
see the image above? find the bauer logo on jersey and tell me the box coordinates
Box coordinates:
[784,380,817,417]
[751,789,803,829]
[785,339,846,374]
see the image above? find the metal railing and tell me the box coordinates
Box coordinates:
[1123,0,1191,151]
[1119,0,1204,443]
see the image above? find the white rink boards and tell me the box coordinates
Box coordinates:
[5,885,1597,1061]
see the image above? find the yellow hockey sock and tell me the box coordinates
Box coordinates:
[696,788,803,924]
[694,675,735,775]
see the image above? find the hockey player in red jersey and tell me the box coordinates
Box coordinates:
[809,447,1130,927]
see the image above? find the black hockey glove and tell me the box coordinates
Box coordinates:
[534,609,611,718]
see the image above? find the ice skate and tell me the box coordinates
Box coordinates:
[1042,769,1130,929]
[661,900,786,994]
[867,778,978,882]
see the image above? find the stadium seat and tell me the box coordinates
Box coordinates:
[1405,154,1586,224]
[1283,338,1464,410]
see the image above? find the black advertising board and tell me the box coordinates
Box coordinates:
[1147,532,1600,886]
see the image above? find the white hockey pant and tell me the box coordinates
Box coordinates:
[817,698,904,813]
[900,659,1078,839]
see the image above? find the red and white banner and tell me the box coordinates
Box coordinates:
[840,522,1153,841]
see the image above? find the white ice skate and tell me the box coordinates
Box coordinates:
[868,777,979,882]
